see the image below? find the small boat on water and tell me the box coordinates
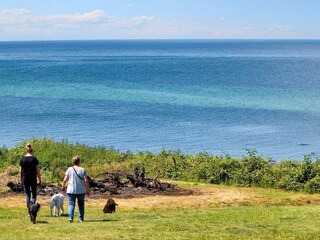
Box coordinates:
[297,143,310,146]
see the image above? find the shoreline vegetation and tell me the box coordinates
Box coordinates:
[1,138,320,194]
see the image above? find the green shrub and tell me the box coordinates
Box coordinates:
[0,138,319,194]
[304,176,320,193]
[233,150,274,187]
[210,156,240,184]
[273,160,304,191]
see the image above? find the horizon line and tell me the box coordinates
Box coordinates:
[1,38,320,43]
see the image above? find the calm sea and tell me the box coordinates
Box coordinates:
[0,40,320,160]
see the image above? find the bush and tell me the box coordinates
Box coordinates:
[0,138,319,194]
[233,150,274,187]
[304,176,320,193]
[273,160,304,191]
[210,156,240,184]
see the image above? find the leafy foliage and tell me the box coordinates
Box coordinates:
[1,138,320,193]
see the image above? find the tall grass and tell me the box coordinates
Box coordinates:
[1,138,320,193]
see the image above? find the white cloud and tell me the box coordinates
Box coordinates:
[0,8,314,40]
[43,9,106,23]
[0,8,158,40]
[0,9,110,25]
[0,8,32,25]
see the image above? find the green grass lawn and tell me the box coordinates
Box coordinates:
[1,204,320,240]
[1,183,320,240]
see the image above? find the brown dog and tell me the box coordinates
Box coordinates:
[103,198,118,213]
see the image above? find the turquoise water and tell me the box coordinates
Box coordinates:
[0,40,319,160]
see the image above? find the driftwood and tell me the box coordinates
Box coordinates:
[6,181,62,196]
[88,167,179,197]
[6,168,190,197]
[7,181,24,192]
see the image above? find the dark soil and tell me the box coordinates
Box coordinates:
[6,169,192,198]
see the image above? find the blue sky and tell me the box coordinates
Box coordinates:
[0,0,319,40]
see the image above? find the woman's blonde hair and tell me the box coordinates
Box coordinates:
[72,156,81,165]
[25,143,33,153]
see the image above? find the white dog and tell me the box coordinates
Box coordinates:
[50,193,64,217]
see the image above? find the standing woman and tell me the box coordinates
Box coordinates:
[62,156,90,223]
[19,143,42,206]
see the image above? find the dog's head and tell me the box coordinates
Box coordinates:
[29,202,41,212]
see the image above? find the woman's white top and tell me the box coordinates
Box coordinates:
[65,166,87,194]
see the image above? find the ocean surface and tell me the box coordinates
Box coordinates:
[0,40,320,160]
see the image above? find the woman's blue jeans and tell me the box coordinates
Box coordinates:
[67,193,85,221]
[23,180,37,206]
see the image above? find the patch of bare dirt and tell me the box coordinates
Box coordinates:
[0,187,257,210]
[101,188,258,210]
[3,185,320,211]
